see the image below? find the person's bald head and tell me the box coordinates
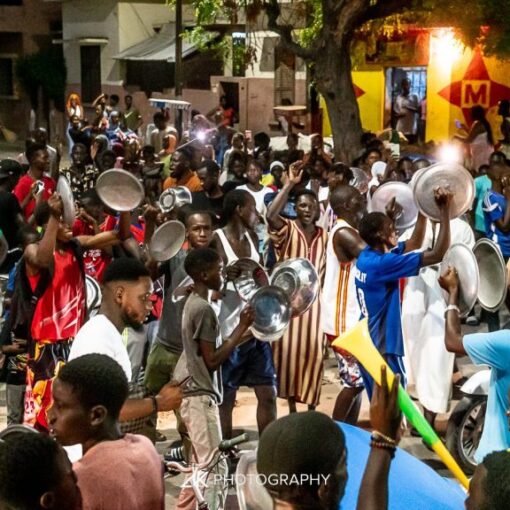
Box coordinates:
[330,185,366,227]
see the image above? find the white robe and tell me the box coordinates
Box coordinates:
[401,218,474,413]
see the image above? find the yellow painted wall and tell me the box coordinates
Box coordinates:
[322,31,510,144]
[322,70,385,137]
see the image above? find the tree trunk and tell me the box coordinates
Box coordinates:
[314,43,363,163]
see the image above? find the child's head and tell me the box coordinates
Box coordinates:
[184,211,213,249]
[232,132,245,150]
[0,432,81,510]
[142,145,156,163]
[49,354,129,447]
[184,247,223,291]
[359,212,397,249]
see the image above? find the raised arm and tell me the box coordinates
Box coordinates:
[24,193,61,270]
[266,161,303,230]
[421,189,452,266]
[76,231,119,250]
[403,213,427,253]
[357,366,402,510]
[438,267,466,355]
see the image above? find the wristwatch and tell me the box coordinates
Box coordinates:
[444,304,460,316]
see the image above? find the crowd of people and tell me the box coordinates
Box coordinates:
[1,89,510,510]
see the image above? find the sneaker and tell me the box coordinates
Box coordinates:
[466,316,479,326]
[155,431,167,442]
[164,445,185,463]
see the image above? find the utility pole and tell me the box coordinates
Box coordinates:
[175,0,183,137]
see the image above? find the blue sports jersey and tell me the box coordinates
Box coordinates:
[355,242,422,356]
[483,190,510,257]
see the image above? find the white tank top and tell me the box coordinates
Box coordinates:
[321,219,361,336]
[215,228,259,338]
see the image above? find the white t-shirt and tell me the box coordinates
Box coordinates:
[236,184,272,215]
[69,314,132,380]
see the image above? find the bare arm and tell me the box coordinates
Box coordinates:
[119,380,183,422]
[357,366,401,510]
[333,228,366,263]
[438,268,466,355]
[24,194,62,270]
[266,161,304,230]
[200,307,254,371]
[454,121,485,144]
[495,179,510,233]
[75,230,119,250]
[420,189,452,267]
[403,213,427,253]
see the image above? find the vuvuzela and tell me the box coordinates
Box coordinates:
[332,318,470,490]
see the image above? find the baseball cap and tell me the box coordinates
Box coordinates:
[257,411,346,492]
[0,159,22,179]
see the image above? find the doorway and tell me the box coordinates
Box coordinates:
[384,66,427,136]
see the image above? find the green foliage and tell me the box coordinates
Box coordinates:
[16,48,66,103]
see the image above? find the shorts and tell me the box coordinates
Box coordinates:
[221,338,276,394]
[326,334,364,389]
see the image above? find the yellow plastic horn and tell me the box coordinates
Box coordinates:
[332,319,470,490]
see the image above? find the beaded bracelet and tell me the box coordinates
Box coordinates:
[370,440,396,458]
[371,430,397,445]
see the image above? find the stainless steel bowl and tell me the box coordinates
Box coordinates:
[473,238,508,312]
[270,258,320,317]
[149,221,186,261]
[249,286,291,342]
[227,258,269,301]
[96,169,144,211]
[440,243,479,317]
[158,186,192,212]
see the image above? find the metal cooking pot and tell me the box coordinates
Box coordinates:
[249,286,291,342]
[270,258,320,318]
[227,258,269,301]
[149,220,186,262]
[473,238,508,312]
[158,186,192,213]
[96,169,144,211]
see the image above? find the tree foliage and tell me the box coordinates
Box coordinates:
[16,48,67,108]
[169,0,510,159]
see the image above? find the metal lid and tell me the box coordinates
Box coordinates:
[85,275,102,314]
[96,169,144,211]
[413,163,474,221]
[56,175,75,226]
[473,238,508,312]
[370,181,418,231]
[440,243,479,317]
[149,221,186,262]
[349,167,370,194]
[249,286,291,342]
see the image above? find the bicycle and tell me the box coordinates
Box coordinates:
[165,432,249,510]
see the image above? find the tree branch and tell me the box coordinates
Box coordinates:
[359,0,422,24]
[263,0,318,61]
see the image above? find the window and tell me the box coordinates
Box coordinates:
[80,45,101,103]
[232,33,246,77]
[0,57,15,97]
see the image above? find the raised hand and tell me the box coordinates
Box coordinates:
[438,266,459,294]
[48,193,64,218]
